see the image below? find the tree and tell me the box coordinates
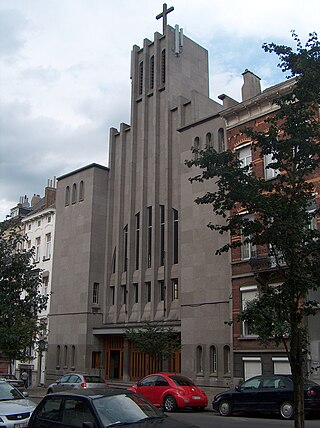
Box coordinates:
[0,218,48,373]
[186,32,320,428]
[125,322,181,367]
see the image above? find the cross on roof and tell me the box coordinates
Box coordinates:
[156,3,174,34]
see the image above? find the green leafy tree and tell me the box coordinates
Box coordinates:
[186,32,320,428]
[125,322,181,365]
[0,219,48,373]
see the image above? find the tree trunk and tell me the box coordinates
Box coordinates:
[290,328,305,428]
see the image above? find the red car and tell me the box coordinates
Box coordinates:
[128,372,208,412]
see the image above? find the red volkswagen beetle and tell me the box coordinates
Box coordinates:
[128,372,208,412]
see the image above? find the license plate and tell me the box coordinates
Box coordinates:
[14,423,28,428]
[192,396,201,400]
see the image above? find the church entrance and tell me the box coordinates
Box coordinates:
[104,336,123,380]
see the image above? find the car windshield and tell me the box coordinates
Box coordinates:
[93,393,164,426]
[170,375,195,386]
[0,382,24,401]
[85,376,105,383]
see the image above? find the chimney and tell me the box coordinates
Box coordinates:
[218,93,239,109]
[241,69,261,101]
[31,194,41,207]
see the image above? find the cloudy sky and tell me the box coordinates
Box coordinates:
[1,0,319,220]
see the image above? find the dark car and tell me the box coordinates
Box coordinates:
[128,373,208,412]
[212,374,320,419]
[47,373,107,394]
[28,388,199,427]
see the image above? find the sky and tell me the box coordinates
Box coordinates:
[1,0,320,221]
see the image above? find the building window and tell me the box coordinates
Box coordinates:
[160,205,165,266]
[65,186,70,206]
[45,233,51,259]
[71,345,76,368]
[139,61,143,95]
[37,220,41,227]
[135,213,140,270]
[193,137,200,160]
[123,225,128,272]
[79,180,84,201]
[93,282,99,304]
[237,143,252,171]
[146,282,151,303]
[172,279,178,300]
[42,275,49,296]
[223,345,231,374]
[159,280,165,302]
[147,207,152,268]
[150,55,154,90]
[241,286,258,336]
[173,209,178,264]
[264,152,279,179]
[92,351,101,369]
[210,345,217,374]
[72,183,77,204]
[218,128,225,152]
[47,216,51,223]
[196,345,203,374]
[28,224,31,230]
[56,345,61,368]
[133,283,139,304]
[161,49,166,84]
[121,285,127,305]
[64,345,68,368]
[112,248,116,274]
[35,237,41,262]
[206,132,213,148]
[241,214,255,260]
[110,286,115,306]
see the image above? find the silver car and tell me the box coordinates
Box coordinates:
[47,373,107,394]
[0,380,36,427]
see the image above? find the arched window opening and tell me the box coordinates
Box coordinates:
[71,345,76,368]
[65,186,70,206]
[72,183,77,204]
[79,180,84,201]
[196,345,203,374]
[64,345,68,368]
[56,345,61,368]
[193,137,200,160]
[206,132,213,148]
[223,345,231,374]
[210,345,217,373]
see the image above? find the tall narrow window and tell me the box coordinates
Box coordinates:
[145,282,151,303]
[159,280,165,302]
[112,248,116,274]
[196,345,203,374]
[110,286,115,305]
[71,345,76,368]
[172,279,178,300]
[139,61,143,95]
[237,143,252,172]
[147,207,152,268]
[93,282,99,304]
[79,180,84,201]
[35,237,41,262]
[193,137,200,160]
[121,285,127,305]
[92,351,101,369]
[45,233,51,259]
[241,287,258,336]
[72,183,77,203]
[150,55,154,90]
[210,345,217,374]
[123,225,128,272]
[160,205,165,266]
[56,345,61,368]
[173,209,179,264]
[206,132,213,148]
[161,49,166,84]
[135,213,140,270]
[65,186,70,206]
[241,214,255,260]
[218,128,225,152]
[64,345,68,368]
[224,345,231,374]
[133,283,139,304]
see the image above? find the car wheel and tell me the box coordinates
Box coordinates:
[218,399,232,416]
[163,395,177,412]
[280,401,294,419]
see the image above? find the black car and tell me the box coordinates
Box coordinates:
[28,388,199,427]
[212,374,320,419]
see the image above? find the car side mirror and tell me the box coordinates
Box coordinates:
[235,385,241,392]
[82,423,94,428]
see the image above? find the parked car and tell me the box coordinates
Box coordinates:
[0,380,36,427]
[212,374,320,419]
[28,388,199,427]
[47,373,106,394]
[0,374,26,392]
[128,372,208,412]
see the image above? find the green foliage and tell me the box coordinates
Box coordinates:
[125,322,181,361]
[0,218,48,367]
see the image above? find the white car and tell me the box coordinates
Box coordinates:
[0,380,36,428]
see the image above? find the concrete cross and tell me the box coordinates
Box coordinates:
[156,3,174,34]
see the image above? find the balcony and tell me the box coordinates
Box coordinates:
[249,254,286,272]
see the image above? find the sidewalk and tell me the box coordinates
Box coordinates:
[27,385,47,398]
